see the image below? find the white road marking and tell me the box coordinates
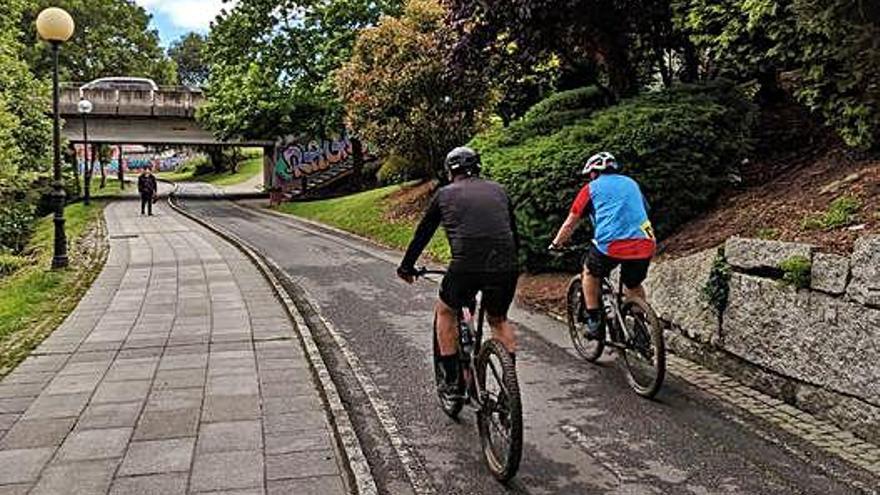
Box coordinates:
[275,266,437,495]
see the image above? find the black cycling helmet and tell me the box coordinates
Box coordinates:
[444,146,481,177]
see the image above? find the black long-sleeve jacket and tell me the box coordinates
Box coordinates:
[137,174,157,196]
[401,177,518,273]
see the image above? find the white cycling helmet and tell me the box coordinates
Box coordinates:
[581,151,620,175]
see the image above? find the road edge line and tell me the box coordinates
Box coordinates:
[166,196,379,495]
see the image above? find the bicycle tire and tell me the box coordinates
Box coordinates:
[476,339,523,482]
[566,276,604,362]
[619,297,666,398]
[432,314,464,418]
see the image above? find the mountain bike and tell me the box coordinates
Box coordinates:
[416,267,522,482]
[555,247,666,398]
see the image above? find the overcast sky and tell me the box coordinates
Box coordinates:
[134,0,238,46]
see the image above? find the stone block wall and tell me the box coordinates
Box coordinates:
[647,235,880,442]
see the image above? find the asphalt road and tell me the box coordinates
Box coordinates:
[178,197,874,495]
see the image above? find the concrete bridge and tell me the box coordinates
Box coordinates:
[59,83,273,148]
[58,83,362,198]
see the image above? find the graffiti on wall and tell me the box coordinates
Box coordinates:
[273,136,353,190]
[75,145,191,173]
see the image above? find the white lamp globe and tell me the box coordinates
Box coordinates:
[77,99,93,114]
[36,7,75,43]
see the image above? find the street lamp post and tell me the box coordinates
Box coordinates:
[36,7,75,269]
[78,99,93,205]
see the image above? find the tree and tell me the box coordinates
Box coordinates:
[445,0,654,99]
[1,0,50,176]
[199,0,402,141]
[0,0,51,252]
[20,0,177,84]
[168,32,209,87]
[674,0,880,148]
[337,0,494,178]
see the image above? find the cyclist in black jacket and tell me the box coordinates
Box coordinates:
[397,147,519,398]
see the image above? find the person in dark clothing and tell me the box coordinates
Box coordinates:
[397,146,519,399]
[137,168,158,215]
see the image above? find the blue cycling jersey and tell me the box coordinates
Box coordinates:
[570,173,655,259]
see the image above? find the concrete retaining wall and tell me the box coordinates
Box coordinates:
[647,235,880,442]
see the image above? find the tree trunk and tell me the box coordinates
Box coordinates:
[98,145,107,189]
[681,40,700,83]
[117,145,125,189]
[596,31,639,99]
[67,143,80,197]
[209,147,224,174]
[351,136,364,190]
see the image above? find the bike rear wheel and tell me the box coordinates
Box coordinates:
[476,339,522,482]
[619,297,666,398]
[566,276,604,362]
[432,315,465,418]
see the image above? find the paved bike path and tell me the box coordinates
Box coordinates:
[179,199,874,495]
[0,201,349,494]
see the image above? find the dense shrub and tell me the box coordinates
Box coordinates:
[377,154,417,185]
[472,81,755,271]
[0,202,35,254]
[522,86,610,121]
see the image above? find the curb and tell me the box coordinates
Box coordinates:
[166,196,378,495]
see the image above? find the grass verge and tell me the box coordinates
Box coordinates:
[274,184,451,263]
[0,202,107,375]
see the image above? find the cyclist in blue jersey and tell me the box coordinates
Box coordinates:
[549,152,655,341]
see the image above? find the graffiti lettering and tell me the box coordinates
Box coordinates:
[273,136,354,190]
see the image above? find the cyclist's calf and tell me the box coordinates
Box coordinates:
[435,300,459,356]
[487,314,516,354]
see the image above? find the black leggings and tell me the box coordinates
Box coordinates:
[140,194,153,215]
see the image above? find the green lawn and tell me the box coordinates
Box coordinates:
[158,151,264,187]
[0,202,106,374]
[197,156,263,186]
[275,184,451,263]
[82,175,131,197]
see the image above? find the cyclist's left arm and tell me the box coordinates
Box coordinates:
[400,192,442,272]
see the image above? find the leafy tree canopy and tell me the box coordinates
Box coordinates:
[337,0,494,177]
[20,0,177,85]
[198,0,402,141]
[168,32,209,88]
[1,0,50,176]
[445,0,682,99]
[676,0,880,148]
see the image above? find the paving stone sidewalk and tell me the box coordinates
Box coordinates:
[0,201,348,494]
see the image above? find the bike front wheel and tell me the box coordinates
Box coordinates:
[619,297,666,398]
[566,276,604,362]
[476,339,522,482]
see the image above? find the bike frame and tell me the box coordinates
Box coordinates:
[459,302,492,410]
[600,273,634,348]
[418,268,492,410]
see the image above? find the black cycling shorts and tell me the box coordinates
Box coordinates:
[439,271,519,318]
[584,244,651,289]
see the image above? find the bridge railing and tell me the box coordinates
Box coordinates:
[59,83,205,117]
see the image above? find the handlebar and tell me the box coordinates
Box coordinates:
[416,266,446,277]
[548,244,592,254]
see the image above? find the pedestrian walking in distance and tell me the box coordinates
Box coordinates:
[138,167,158,216]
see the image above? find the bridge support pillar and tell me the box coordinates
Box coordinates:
[263,145,275,194]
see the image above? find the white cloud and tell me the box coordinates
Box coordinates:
[136,0,237,31]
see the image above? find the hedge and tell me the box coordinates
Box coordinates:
[471,80,755,271]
